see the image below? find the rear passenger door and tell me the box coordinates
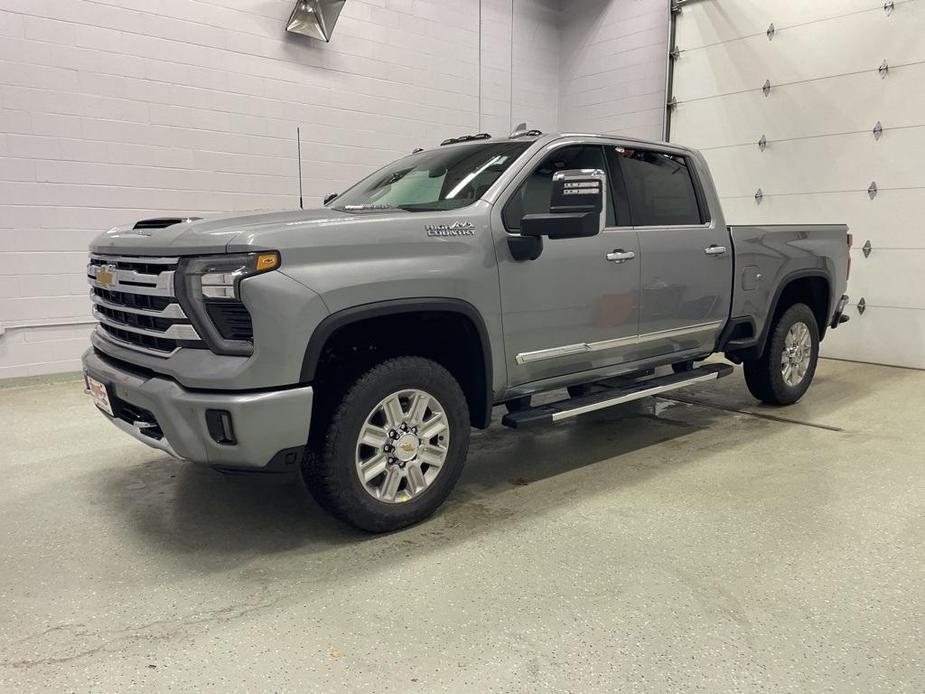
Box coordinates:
[607,146,732,357]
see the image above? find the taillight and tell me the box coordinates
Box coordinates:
[846,233,852,279]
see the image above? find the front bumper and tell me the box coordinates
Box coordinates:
[82,349,313,469]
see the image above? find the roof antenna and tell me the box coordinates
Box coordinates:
[296,126,304,210]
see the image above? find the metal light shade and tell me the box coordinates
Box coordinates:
[286,0,346,42]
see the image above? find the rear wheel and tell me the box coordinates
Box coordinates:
[303,356,470,532]
[743,302,819,405]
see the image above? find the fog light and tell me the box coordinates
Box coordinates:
[206,409,236,445]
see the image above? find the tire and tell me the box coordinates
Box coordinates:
[303,356,470,533]
[505,395,532,413]
[743,302,819,406]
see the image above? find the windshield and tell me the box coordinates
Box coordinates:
[331,141,532,212]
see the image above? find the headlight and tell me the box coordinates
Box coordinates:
[175,252,280,356]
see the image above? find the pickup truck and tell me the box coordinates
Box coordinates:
[82,130,850,532]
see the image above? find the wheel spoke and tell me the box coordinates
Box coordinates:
[419,412,447,440]
[418,445,445,469]
[405,462,426,495]
[360,453,388,482]
[408,392,430,427]
[359,424,388,449]
[380,466,402,501]
[383,395,405,428]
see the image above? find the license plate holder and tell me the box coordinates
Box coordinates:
[86,375,115,417]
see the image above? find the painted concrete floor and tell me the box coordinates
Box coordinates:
[0,359,922,693]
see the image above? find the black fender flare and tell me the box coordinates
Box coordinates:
[300,298,494,428]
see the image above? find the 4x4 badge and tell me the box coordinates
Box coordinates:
[425,221,475,237]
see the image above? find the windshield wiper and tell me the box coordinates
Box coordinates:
[396,204,458,212]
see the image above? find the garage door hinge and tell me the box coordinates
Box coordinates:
[667,96,677,109]
[762,79,772,97]
[766,23,775,40]
[879,60,889,78]
[862,240,872,258]
[883,1,894,16]
[868,181,878,199]
[754,188,764,204]
[872,121,883,140]
[669,46,680,60]
[857,298,866,315]
[758,135,767,151]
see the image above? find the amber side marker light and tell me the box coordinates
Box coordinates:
[256,252,280,273]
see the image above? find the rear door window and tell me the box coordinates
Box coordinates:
[608,148,702,226]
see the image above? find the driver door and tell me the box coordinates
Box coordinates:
[495,143,640,386]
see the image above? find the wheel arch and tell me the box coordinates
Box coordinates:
[301,298,494,429]
[728,269,832,361]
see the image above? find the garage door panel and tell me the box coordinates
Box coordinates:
[672,63,925,150]
[702,130,925,198]
[847,250,925,310]
[822,304,925,370]
[674,4,925,101]
[674,1,925,369]
[719,189,925,250]
[676,0,880,50]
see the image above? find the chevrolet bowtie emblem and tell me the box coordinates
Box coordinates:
[399,442,415,452]
[95,267,115,287]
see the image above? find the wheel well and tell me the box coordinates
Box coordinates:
[773,275,830,337]
[309,310,491,429]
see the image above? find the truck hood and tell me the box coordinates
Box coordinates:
[89,208,349,256]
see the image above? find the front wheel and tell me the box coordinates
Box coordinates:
[303,356,470,533]
[743,302,819,405]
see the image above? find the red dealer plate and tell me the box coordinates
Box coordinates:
[86,375,114,417]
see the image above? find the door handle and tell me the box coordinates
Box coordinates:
[704,245,727,256]
[606,249,636,263]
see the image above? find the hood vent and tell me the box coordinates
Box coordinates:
[133,217,200,230]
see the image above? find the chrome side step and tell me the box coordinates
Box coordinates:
[501,363,734,429]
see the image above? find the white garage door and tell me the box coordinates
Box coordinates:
[670,0,925,369]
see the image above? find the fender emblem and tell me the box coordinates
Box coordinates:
[425,221,475,237]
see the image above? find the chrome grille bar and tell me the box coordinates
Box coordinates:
[90,293,187,320]
[89,254,179,265]
[93,308,199,340]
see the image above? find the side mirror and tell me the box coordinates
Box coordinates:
[520,169,607,240]
[323,192,338,205]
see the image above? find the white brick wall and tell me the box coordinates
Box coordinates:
[0,0,565,377]
[559,0,667,140]
[0,0,668,378]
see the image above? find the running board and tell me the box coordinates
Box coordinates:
[501,363,734,429]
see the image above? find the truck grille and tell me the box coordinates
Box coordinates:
[87,254,203,356]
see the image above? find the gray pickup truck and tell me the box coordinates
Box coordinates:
[82,130,850,531]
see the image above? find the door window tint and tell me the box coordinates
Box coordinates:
[503,145,615,230]
[612,148,701,226]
